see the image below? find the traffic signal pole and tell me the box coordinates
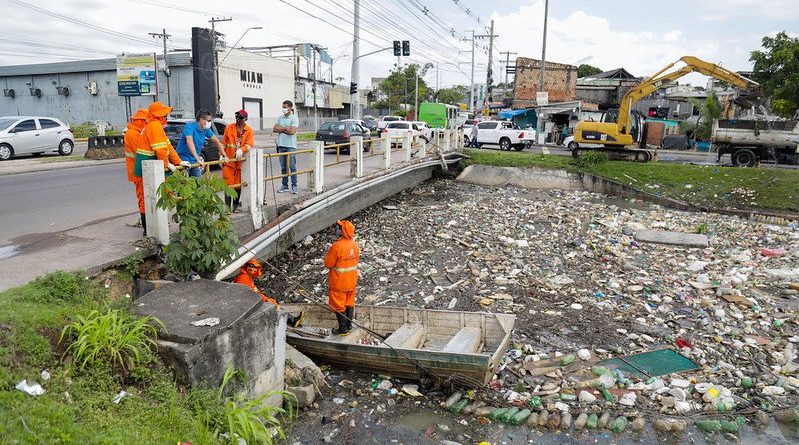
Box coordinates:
[350,0,360,119]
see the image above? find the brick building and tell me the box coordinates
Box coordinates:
[512,58,577,108]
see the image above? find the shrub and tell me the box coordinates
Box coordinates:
[696,223,709,234]
[60,307,162,374]
[29,271,100,304]
[120,252,145,278]
[188,365,296,445]
[158,171,239,279]
[575,150,609,169]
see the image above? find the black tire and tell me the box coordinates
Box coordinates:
[513,144,524,151]
[567,141,578,150]
[499,137,511,151]
[571,148,581,159]
[634,151,648,162]
[0,144,13,161]
[732,149,757,167]
[58,139,74,156]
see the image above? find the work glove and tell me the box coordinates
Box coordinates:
[219,153,229,162]
[235,148,244,160]
[167,163,177,173]
[179,161,191,168]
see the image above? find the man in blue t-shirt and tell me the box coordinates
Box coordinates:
[176,109,224,178]
[273,100,300,193]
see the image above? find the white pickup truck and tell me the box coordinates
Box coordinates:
[473,120,536,151]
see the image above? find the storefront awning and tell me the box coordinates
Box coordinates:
[498,109,533,119]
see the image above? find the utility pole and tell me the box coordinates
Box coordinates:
[475,24,499,111]
[209,16,232,114]
[149,29,171,106]
[500,51,517,90]
[538,0,549,144]
[312,45,319,131]
[459,31,475,113]
[350,0,360,119]
[414,68,419,119]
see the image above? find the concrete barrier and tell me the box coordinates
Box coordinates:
[85,135,125,160]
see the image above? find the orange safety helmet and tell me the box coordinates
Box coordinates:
[242,258,263,278]
[132,108,148,122]
[148,101,172,118]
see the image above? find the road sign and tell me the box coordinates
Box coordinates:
[536,91,549,106]
[116,53,157,97]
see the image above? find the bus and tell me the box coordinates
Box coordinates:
[418,102,459,129]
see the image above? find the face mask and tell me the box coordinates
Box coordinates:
[205,121,212,130]
[282,107,290,115]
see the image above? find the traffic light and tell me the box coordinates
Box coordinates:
[402,40,410,56]
[393,40,401,56]
[350,82,357,94]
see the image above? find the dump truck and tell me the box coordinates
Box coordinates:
[713,119,799,167]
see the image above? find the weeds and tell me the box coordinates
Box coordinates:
[28,271,100,304]
[189,364,296,445]
[575,150,609,169]
[60,307,163,374]
[696,223,709,234]
[121,252,145,278]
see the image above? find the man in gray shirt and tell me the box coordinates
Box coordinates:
[273,100,300,194]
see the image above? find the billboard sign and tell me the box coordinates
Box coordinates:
[116,53,157,96]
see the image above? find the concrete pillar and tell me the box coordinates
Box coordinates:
[403,132,412,161]
[419,135,427,158]
[350,136,364,178]
[243,148,263,229]
[444,129,451,152]
[142,160,169,246]
[255,148,265,206]
[311,141,324,193]
[383,134,391,170]
[457,129,464,152]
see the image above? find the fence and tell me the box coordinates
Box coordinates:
[140,128,464,245]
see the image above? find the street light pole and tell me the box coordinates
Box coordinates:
[537,0,549,144]
[220,26,263,65]
[350,0,360,119]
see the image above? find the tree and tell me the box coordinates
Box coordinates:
[577,64,603,78]
[688,92,722,140]
[435,85,468,104]
[750,31,799,118]
[378,63,432,112]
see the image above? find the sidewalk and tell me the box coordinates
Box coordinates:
[0,157,124,176]
[0,141,454,291]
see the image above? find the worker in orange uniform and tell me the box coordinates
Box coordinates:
[324,220,360,335]
[234,258,304,327]
[133,101,189,235]
[124,108,148,235]
[220,109,255,212]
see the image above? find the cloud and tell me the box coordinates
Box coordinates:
[698,0,799,20]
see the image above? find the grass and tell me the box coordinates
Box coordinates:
[0,271,220,444]
[462,148,799,212]
[36,155,84,164]
[297,132,316,141]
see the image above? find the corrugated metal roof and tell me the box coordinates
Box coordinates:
[0,52,191,77]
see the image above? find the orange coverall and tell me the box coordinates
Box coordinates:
[125,110,147,213]
[221,123,254,188]
[233,271,278,306]
[324,220,360,313]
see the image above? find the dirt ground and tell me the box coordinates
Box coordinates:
[259,178,799,445]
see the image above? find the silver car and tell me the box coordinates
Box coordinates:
[0,116,75,160]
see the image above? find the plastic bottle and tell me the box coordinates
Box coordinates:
[574,413,588,430]
[527,396,542,408]
[631,418,645,432]
[489,407,508,421]
[600,387,615,402]
[509,409,531,425]
[500,407,520,423]
[526,412,539,427]
[538,410,549,427]
[695,419,722,433]
[598,412,611,428]
[444,391,463,408]
[560,354,576,366]
[586,413,598,429]
[561,412,572,429]
[547,412,560,429]
[450,398,470,414]
[611,416,628,433]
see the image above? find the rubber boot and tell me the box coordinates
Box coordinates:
[224,195,232,212]
[344,306,354,331]
[140,213,147,237]
[332,311,350,336]
[288,311,305,328]
[232,190,241,212]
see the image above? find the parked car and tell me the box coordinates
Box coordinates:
[164,118,228,165]
[382,121,428,145]
[563,135,602,151]
[377,115,403,131]
[474,120,534,151]
[0,116,74,160]
[362,115,379,133]
[315,121,371,153]
[410,121,433,141]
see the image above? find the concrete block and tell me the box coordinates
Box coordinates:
[133,279,285,404]
[285,384,316,408]
[635,229,709,248]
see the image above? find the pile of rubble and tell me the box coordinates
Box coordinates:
[268,179,799,437]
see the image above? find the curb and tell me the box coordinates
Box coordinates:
[0,158,125,176]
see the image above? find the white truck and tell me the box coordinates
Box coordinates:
[473,120,536,151]
[712,119,799,167]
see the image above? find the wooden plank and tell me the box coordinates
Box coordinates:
[327,327,369,344]
[442,327,482,353]
[383,323,426,349]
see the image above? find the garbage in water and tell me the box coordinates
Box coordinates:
[112,390,128,404]
[41,370,51,381]
[15,380,45,396]
[190,317,220,327]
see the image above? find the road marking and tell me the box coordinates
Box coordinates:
[542,147,550,155]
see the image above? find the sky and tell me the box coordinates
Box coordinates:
[1,0,797,90]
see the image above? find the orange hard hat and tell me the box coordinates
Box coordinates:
[244,258,262,270]
[148,101,172,118]
[132,108,148,121]
[337,220,355,239]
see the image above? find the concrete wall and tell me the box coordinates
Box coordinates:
[0,60,194,128]
[513,57,577,107]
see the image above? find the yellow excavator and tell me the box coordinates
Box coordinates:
[573,56,761,160]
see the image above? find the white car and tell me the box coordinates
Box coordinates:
[377,115,404,131]
[0,116,75,160]
[410,121,433,141]
[563,135,602,150]
[474,120,535,151]
[382,121,428,145]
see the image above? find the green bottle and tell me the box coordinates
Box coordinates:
[586,413,598,429]
[501,407,520,423]
[489,407,508,421]
[611,416,628,433]
[695,419,722,432]
[509,409,532,425]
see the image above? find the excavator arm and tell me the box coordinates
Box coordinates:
[616,56,760,136]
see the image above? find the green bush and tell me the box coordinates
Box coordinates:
[188,365,296,445]
[121,252,145,278]
[29,271,100,304]
[575,150,609,169]
[60,307,162,374]
[158,171,239,279]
